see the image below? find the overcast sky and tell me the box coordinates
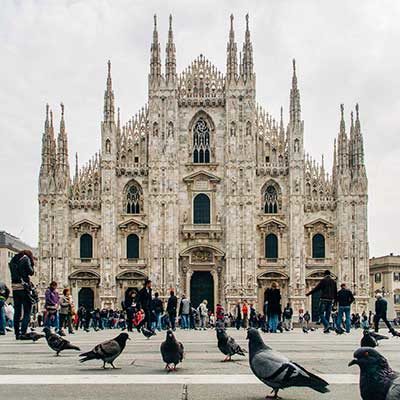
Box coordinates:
[0,0,399,257]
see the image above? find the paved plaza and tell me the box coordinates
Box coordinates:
[0,328,398,399]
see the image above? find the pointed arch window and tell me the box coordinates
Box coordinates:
[193,193,210,224]
[126,183,142,214]
[312,234,325,259]
[265,234,278,259]
[193,117,211,163]
[127,234,139,259]
[80,234,93,260]
[264,185,278,214]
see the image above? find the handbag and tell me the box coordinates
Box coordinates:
[22,281,39,305]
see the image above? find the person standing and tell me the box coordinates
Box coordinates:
[59,288,75,335]
[306,270,337,333]
[198,300,208,330]
[234,301,242,330]
[137,279,153,330]
[9,250,35,340]
[374,291,398,336]
[179,295,190,330]
[44,281,60,331]
[167,290,178,331]
[151,292,164,332]
[123,288,136,332]
[336,283,355,333]
[282,303,293,331]
[242,301,249,329]
[0,281,10,335]
[266,282,282,333]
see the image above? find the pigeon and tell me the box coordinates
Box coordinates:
[335,326,345,335]
[302,326,309,334]
[141,327,156,339]
[79,332,130,369]
[361,330,389,348]
[349,347,400,400]
[43,327,80,356]
[26,331,45,342]
[216,328,246,361]
[247,328,329,399]
[160,329,184,372]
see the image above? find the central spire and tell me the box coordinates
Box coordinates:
[242,14,253,81]
[103,60,115,124]
[165,14,176,81]
[150,14,161,81]
[226,14,238,82]
[289,59,301,126]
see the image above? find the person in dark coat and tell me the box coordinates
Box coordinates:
[306,270,337,333]
[167,290,178,331]
[9,250,35,340]
[374,291,398,335]
[336,283,355,333]
[266,281,282,333]
[234,301,242,330]
[151,292,164,331]
[137,279,152,330]
[123,288,136,332]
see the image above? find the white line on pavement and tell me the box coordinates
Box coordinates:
[0,374,358,385]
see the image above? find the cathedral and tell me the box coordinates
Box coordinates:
[38,15,369,319]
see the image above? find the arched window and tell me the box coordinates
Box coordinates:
[127,234,139,259]
[80,234,93,260]
[193,194,210,224]
[126,184,141,214]
[312,234,325,259]
[193,118,211,163]
[264,185,278,214]
[265,234,278,259]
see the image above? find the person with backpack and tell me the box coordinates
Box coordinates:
[282,303,293,331]
[9,250,35,340]
[151,292,164,332]
[0,281,10,335]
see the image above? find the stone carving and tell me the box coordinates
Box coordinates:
[191,250,213,263]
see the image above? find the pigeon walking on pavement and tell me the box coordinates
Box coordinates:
[43,327,80,356]
[349,347,400,400]
[247,328,329,399]
[216,328,246,361]
[79,332,130,369]
[26,331,45,342]
[141,326,156,339]
[361,330,389,348]
[160,329,184,372]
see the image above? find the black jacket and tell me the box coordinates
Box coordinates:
[283,306,293,319]
[9,254,34,285]
[307,276,337,301]
[137,287,152,310]
[336,288,355,307]
[375,297,388,316]
[167,295,178,313]
[151,297,164,314]
[265,288,282,316]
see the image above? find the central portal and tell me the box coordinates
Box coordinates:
[190,271,214,312]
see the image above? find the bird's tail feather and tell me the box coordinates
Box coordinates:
[79,350,96,362]
[293,362,330,393]
[66,344,81,352]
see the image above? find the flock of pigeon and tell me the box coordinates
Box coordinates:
[20,326,400,400]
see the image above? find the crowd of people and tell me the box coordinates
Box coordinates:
[1,252,399,338]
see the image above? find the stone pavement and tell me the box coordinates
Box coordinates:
[0,327,398,400]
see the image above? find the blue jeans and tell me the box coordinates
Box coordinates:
[181,314,189,329]
[152,313,162,331]
[319,299,333,329]
[45,311,59,330]
[268,313,279,333]
[0,300,5,334]
[337,306,351,333]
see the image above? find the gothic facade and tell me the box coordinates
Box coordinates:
[38,15,369,317]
